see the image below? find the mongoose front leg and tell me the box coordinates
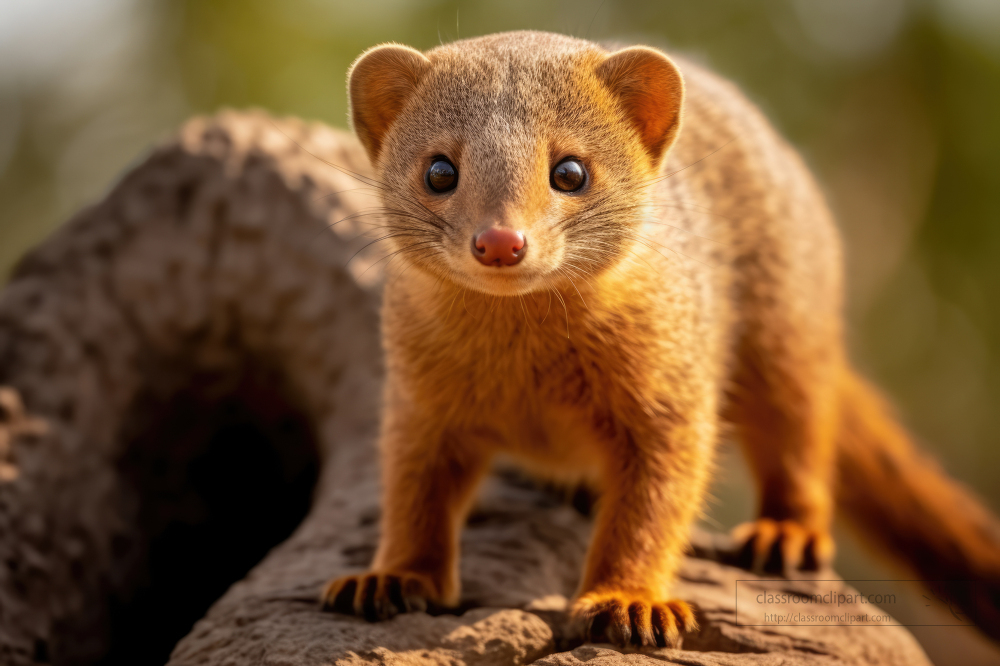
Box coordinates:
[321,416,489,621]
[571,419,711,647]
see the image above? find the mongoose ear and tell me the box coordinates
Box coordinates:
[596,47,685,168]
[348,44,432,163]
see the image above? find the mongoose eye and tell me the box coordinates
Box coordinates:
[551,157,587,192]
[426,158,458,193]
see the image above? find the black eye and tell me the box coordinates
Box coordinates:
[551,157,587,192]
[426,158,457,193]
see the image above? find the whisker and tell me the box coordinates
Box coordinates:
[564,201,730,246]
[517,294,531,329]
[359,240,441,279]
[268,120,388,190]
[268,120,455,232]
[558,268,589,310]
[561,260,595,278]
[641,137,737,188]
[311,186,382,204]
[649,199,739,225]
[384,246,438,285]
[462,289,479,320]
[622,232,712,269]
[347,231,439,266]
[633,232,713,267]
[552,288,570,338]
[445,288,462,320]
[315,206,447,246]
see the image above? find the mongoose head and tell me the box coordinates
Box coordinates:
[348,31,684,297]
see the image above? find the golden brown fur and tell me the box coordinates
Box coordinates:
[320,31,1000,647]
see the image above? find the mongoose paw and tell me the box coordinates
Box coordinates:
[320,571,440,621]
[571,592,698,648]
[731,518,834,574]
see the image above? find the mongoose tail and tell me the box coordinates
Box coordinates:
[836,368,1000,639]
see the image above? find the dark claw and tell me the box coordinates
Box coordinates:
[801,537,820,571]
[386,575,406,616]
[628,601,654,646]
[736,534,757,570]
[604,601,631,646]
[763,535,785,573]
[360,575,379,621]
[331,578,357,614]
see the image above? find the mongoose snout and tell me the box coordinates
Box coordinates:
[472,228,527,266]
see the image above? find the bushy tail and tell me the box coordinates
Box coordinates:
[836,369,1000,640]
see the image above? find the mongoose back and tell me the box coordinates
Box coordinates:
[321,30,1000,647]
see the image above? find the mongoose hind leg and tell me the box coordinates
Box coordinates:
[730,517,834,574]
[726,346,840,574]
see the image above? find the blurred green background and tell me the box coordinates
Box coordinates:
[1,0,998,663]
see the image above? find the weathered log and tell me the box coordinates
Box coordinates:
[0,112,931,665]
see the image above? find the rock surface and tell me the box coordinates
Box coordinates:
[0,112,931,665]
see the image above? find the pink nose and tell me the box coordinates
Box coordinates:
[472,228,527,266]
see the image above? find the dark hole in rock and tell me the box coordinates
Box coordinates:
[95,366,319,666]
[34,638,49,663]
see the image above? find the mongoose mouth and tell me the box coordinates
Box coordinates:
[445,257,553,297]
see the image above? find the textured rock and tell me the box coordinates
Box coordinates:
[0,111,931,665]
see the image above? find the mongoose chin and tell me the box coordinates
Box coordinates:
[320,30,1000,647]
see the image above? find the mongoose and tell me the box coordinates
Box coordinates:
[320,31,1000,647]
